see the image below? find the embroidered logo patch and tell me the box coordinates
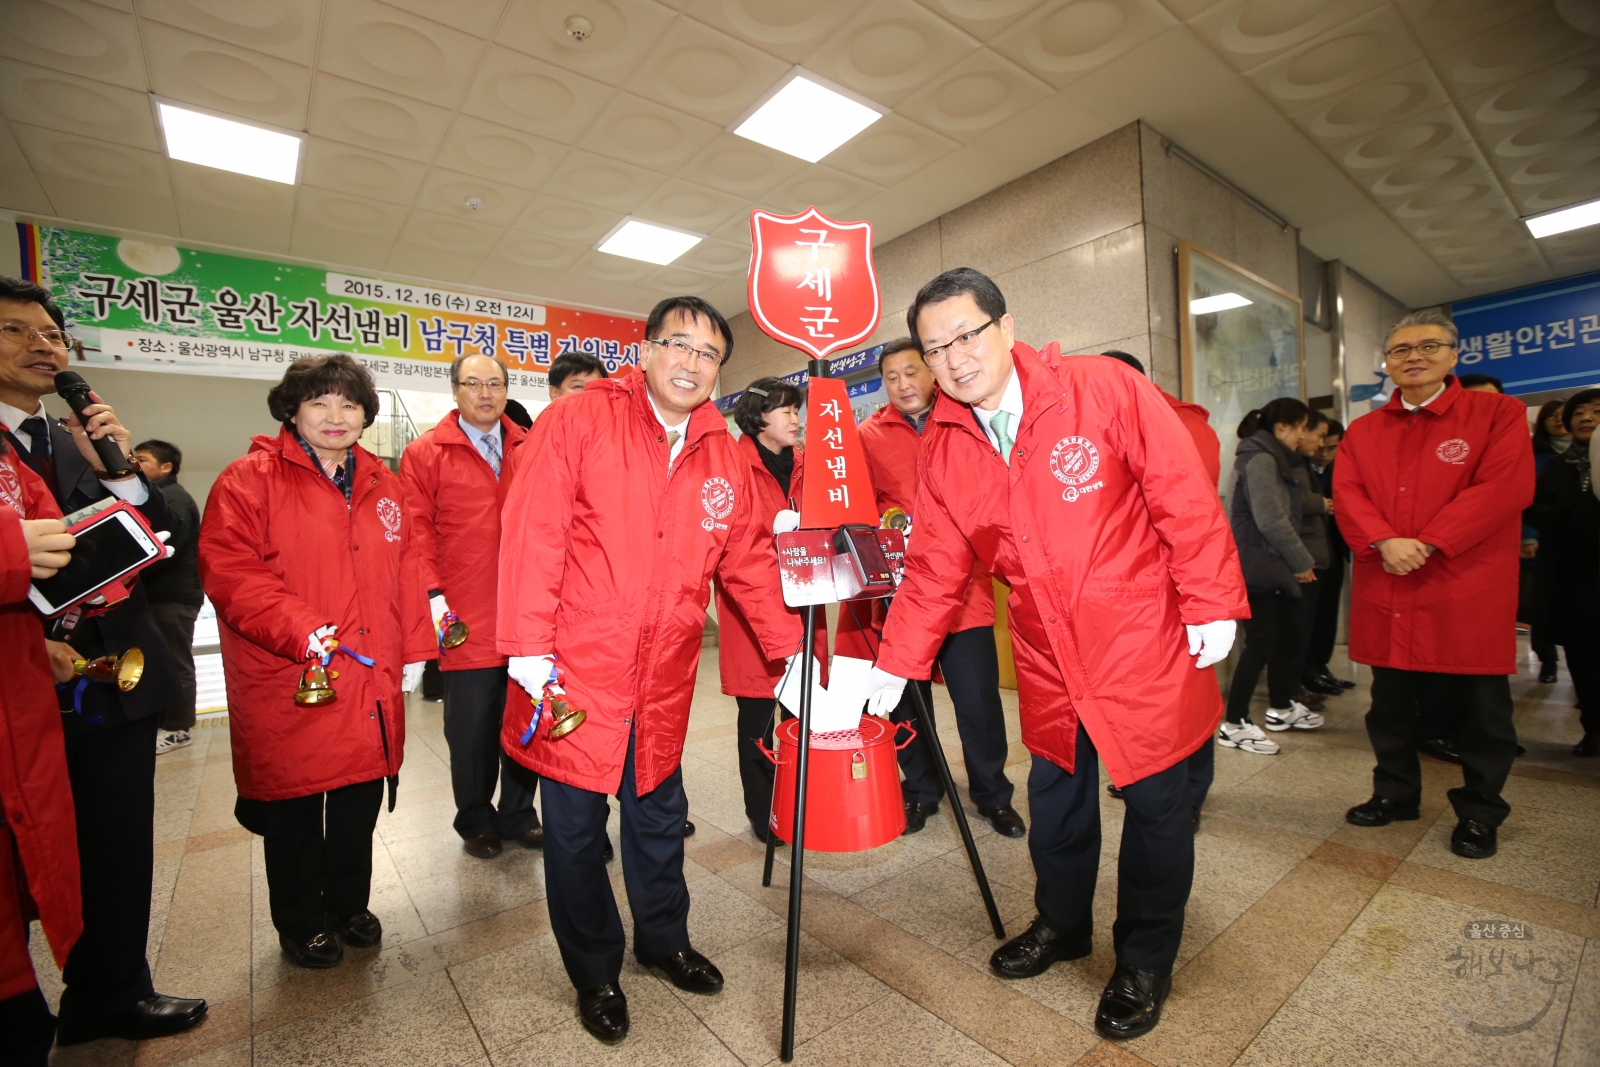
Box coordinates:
[0,464,23,518]
[1050,436,1101,486]
[701,477,734,520]
[377,496,402,542]
[1436,438,1470,465]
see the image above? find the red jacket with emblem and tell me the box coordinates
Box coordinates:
[1163,391,1222,490]
[877,346,1249,787]
[1333,378,1533,675]
[497,371,802,795]
[401,411,526,671]
[0,452,81,979]
[199,430,434,801]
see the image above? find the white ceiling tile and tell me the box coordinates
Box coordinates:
[1286,59,1449,147]
[141,21,311,127]
[1456,50,1600,135]
[459,45,617,143]
[318,0,489,109]
[1363,141,1495,203]
[0,59,159,150]
[380,0,510,38]
[823,113,960,184]
[1393,0,1548,51]
[762,163,882,215]
[538,147,669,211]
[300,137,429,205]
[0,0,147,92]
[569,249,657,284]
[989,0,1176,90]
[684,0,857,63]
[414,168,536,224]
[176,200,293,252]
[1243,5,1422,109]
[486,230,586,269]
[398,208,504,255]
[294,184,410,237]
[805,0,982,106]
[290,225,396,270]
[11,122,172,195]
[894,48,1053,141]
[1482,110,1600,171]
[469,259,565,298]
[1328,104,1474,172]
[496,0,681,88]
[437,115,569,190]
[633,177,749,230]
[168,158,297,216]
[306,73,455,162]
[674,132,805,196]
[510,192,624,242]
[385,242,485,282]
[576,93,723,172]
[624,16,791,124]
[1429,8,1597,98]
[709,211,756,243]
[1387,175,1504,223]
[1498,144,1600,197]
[966,88,1112,173]
[0,118,58,215]
[676,235,749,273]
[33,173,180,233]
[916,0,1048,42]
[641,262,724,293]
[1186,0,1385,75]
[136,0,322,65]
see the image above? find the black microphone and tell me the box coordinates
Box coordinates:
[54,370,133,478]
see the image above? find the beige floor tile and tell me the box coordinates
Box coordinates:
[449,932,582,1051]
[153,841,253,1005]
[789,990,1013,1067]
[1556,940,1600,1067]
[1233,1002,1424,1066]
[253,971,489,1067]
[851,851,1035,955]
[1407,807,1600,906]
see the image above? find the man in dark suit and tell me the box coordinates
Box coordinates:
[0,276,207,1045]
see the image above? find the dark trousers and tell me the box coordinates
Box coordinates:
[58,717,157,1026]
[1521,570,1558,669]
[1366,668,1516,825]
[235,778,383,942]
[149,601,200,732]
[442,667,539,840]
[1304,562,1345,677]
[1226,588,1306,722]
[1562,639,1600,737]
[541,731,690,990]
[892,627,1015,810]
[735,696,780,831]
[1185,735,1215,812]
[1030,723,1195,976]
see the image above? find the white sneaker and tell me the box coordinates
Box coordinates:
[155,730,192,755]
[1216,720,1280,754]
[1264,701,1325,732]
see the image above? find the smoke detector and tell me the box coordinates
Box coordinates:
[464,196,484,211]
[565,15,593,41]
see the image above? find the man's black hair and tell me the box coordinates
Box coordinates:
[1101,349,1145,375]
[503,398,534,429]
[1458,373,1505,393]
[267,354,380,429]
[548,351,607,391]
[876,337,923,370]
[905,268,1006,348]
[646,296,734,365]
[0,274,65,329]
[734,376,804,439]
[134,438,182,477]
[1323,418,1345,439]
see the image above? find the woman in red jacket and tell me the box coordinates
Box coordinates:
[200,356,432,970]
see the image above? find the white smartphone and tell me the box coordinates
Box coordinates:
[29,506,162,616]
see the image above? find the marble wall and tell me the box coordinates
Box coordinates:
[1338,264,1410,420]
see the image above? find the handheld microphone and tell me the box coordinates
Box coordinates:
[54,370,134,478]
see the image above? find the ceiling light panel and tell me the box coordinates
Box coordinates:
[153,97,305,184]
[597,217,706,265]
[1525,198,1600,239]
[729,67,889,163]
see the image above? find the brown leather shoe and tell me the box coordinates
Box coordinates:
[463,834,502,859]
[517,826,544,849]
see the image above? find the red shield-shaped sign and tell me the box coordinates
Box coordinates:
[747,207,879,359]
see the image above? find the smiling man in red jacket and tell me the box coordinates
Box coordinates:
[402,353,536,861]
[497,296,800,1044]
[1335,310,1533,860]
[863,268,1248,1041]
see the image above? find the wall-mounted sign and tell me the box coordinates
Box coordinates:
[747,207,879,359]
[1450,272,1600,395]
[18,223,645,398]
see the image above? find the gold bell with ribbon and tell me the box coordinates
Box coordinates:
[544,688,586,740]
[73,648,145,693]
[881,506,909,531]
[439,613,469,650]
[294,661,338,706]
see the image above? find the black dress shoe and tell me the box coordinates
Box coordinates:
[1420,737,1463,764]
[339,910,383,949]
[463,833,502,859]
[1539,662,1559,684]
[577,983,629,1043]
[903,800,937,834]
[1302,675,1343,696]
[641,948,724,994]
[684,820,696,837]
[1575,733,1599,757]
[750,820,770,843]
[1106,784,1124,800]
[281,930,343,968]
[1094,962,1172,1040]
[56,993,210,1045]
[603,838,615,862]
[978,804,1027,837]
[1451,818,1498,859]
[989,916,1091,979]
[1345,796,1420,827]
[517,826,544,849]
[1293,689,1327,711]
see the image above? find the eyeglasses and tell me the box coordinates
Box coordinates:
[922,317,999,367]
[649,337,726,367]
[1384,340,1456,359]
[456,378,507,393]
[0,320,72,351]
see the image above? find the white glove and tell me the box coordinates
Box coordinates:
[508,654,557,695]
[429,594,450,633]
[306,624,337,660]
[402,661,426,693]
[1186,620,1236,669]
[156,529,175,558]
[864,666,907,718]
[773,509,800,535]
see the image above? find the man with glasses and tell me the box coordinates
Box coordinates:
[0,276,207,1044]
[495,296,799,1044]
[859,268,1247,1041]
[401,354,540,859]
[1336,311,1533,860]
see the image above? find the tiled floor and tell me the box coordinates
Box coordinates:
[31,641,1599,1067]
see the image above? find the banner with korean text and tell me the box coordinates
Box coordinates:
[18,223,644,398]
[1450,271,1600,395]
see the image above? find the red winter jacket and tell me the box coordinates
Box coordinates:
[1163,391,1222,490]
[0,453,81,982]
[878,346,1249,787]
[401,411,527,671]
[200,430,434,801]
[1334,378,1533,675]
[497,370,801,795]
[715,433,828,698]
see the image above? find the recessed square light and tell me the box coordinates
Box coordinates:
[596,216,705,265]
[1190,292,1253,314]
[152,96,304,184]
[729,66,889,164]
[1525,198,1600,239]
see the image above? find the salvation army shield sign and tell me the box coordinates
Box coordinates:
[747,208,880,359]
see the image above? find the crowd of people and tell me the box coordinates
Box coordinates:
[0,267,1589,1061]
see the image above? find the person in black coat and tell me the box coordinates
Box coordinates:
[133,439,205,755]
[0,275,207,1045]
[1525,388,1600,758]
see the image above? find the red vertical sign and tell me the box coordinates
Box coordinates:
[798,377,879,529]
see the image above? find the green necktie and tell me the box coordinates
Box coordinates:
[992,409,1015,463]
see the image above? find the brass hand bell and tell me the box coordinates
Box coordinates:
[73,648,144,692]
[542,688,586,740]
[294,661,338,706]
[881,506,909,531]
[439,615,468,650]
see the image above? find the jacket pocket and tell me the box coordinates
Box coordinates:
[1073,581,1182,693]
